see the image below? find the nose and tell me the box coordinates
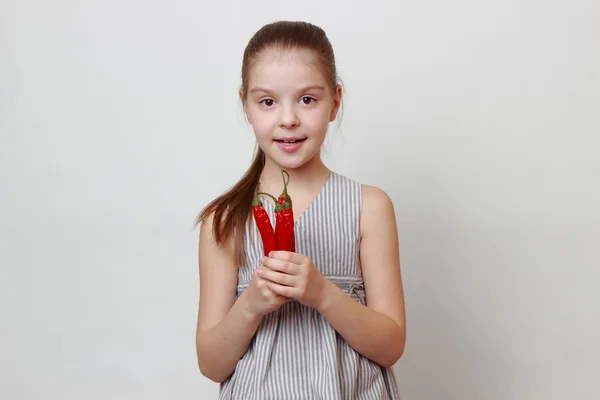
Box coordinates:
[278,104,300,129]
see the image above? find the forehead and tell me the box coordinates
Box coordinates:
[248,48,328,89]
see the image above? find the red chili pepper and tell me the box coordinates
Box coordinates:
[258,169,296,253]
[252,187,278,257]
[276,206,295,252]
[275,169,295,252]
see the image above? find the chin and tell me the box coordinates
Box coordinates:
[271,158,304,170]
[276,153,322,171]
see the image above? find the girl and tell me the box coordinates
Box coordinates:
[195,21,406,399]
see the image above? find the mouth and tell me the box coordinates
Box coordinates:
[274,138,307,144]
[274,137,307,153]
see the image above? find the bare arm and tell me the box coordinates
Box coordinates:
[195,213,261,383]
[315,185,406,367]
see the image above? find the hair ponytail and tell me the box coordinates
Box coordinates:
[196,146,265,265]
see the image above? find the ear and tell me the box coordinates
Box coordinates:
[329,84,343,122]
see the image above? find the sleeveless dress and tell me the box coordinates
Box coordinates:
[219,171,401,399]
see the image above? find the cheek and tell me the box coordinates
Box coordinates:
[247,108,272,130]
[305,109,331,133]
[249,118,276,145]
[255,130,271,144]
[251,115,271,131]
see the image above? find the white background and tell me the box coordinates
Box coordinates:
[1,0,599,399]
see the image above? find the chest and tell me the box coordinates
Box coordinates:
[240,195,362,282]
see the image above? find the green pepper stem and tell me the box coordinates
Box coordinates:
[279,169,292,209]
[280,169,290,198]
[257,191,283,212]
[257,192,278,203]
[252,186,262,207]
[281,169,290,188]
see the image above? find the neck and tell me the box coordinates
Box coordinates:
[259,153,330,195]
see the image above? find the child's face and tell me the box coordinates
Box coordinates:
[242,48,341,170]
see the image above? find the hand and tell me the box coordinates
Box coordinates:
[257,251,328,309]
[241,267,288,320]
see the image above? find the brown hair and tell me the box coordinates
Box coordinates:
[196,21,340,265]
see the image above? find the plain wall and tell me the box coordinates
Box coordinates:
[1,0,599,399]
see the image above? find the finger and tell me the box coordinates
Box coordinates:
[255,274,286,298]
[258,268,296,287]
[267,251,305,264]
[261,257,298,275]
[266,281,297,298]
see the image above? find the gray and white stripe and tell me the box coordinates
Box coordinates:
[220,171,400,399]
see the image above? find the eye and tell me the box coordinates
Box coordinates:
[260,99,275,107]
[300,96,316,105]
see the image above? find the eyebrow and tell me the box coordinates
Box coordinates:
[249,85,326,94]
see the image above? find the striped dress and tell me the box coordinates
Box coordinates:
[219,171,401,399]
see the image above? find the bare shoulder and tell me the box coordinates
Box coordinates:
[360,184,396,238]
[361,184,394,205]
[198,210,236,256]
[358,184,404,328]
[197,210,238,332]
